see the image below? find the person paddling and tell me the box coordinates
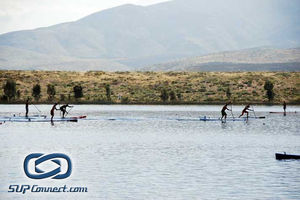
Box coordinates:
[50,103,59,121]
[59,104,73,118]
[25,98,29,117]
[283,101,287,116]
[221,102,231,122]
[239,104,253,119]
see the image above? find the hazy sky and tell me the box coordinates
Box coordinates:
[0,0,169,34]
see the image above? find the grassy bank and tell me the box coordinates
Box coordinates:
[0,71,299,104]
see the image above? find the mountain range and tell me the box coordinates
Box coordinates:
[0,0,299,71]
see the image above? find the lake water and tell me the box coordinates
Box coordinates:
[0,105,300,200]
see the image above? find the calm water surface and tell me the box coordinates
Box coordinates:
[0,105,299,200]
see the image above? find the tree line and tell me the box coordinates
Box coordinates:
[159,80,275,103]
[1,78,275,103]
[1,79,85,102]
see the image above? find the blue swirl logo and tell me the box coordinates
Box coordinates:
[24,153,72,179]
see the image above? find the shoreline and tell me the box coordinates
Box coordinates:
[1,102,299,106]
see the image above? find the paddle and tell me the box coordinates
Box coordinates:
[32,104,41,113]
[252,105,257,118]
[57,103,62,116]
[230,104,235,120]
[65,106,73,117]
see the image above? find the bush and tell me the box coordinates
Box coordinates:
[47,84,56,100]
[32,84,41,102]
[105,84,111,101]
[217,87,224,92]
[73,85,83,99]
[160,89,169,102]
[3,79,16,101]
[1,95,8,102]
[169,91,176,101]
[264,80,274,91]
[266,90,275,101]
[252,90,258,96]
[199,88,206,92]
[177,92,182,100]
[16,90,21,99]
[121,96,129,104]
[264,80,275,101]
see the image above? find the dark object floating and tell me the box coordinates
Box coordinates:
[198,116,265,122]
[269,111,297,114]
[275,153,300,160]
[256,116,266,119]
[0,115,86,123]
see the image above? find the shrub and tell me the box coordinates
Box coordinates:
[199,88,206,92]
[252,90,258,96]
[177,92,182,100]
[121,96,129,104]
[16,90,21,99]
[264,80,275,101]
[160,89,169,102]
[73,85,83,99]
[47,84,56,100]
[3,79,16,101]
[32,84,41,102]
[105,84,111,101]
[1,95,8,102]
[169,91,176,101]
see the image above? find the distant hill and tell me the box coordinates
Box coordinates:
[145,48,300,71]
[0,0,300,70]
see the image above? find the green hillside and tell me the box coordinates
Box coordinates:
[0,71,299,104]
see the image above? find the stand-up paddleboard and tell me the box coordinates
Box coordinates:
[175,118,201,122]
[0,116,46,122]
[247,116,266,119]
[77,116,87,119]
[0,115,47,120]
[275,153,300,160]
[93,117,142,121]
[85,116,264,122]
[0,117,77,122]
[200,117,246,122]
[199,116,265,122]
[27,114,47,118]
[0,115,86,123]
[269,111,297,114]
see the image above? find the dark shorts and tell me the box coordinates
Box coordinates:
[242,111,248,115]
[221,110,226,116]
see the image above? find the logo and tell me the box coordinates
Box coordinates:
[24,153,72,179]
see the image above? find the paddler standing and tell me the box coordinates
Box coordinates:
[221,102,231,122]
[25,98,29,117]
[50,103,59,121]
[283,101,287,116]
[239,104,253,119]
[59,104,73,118]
